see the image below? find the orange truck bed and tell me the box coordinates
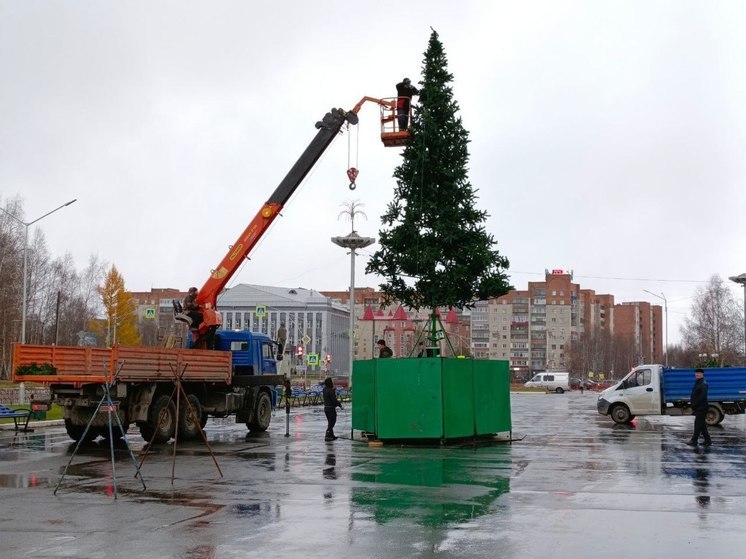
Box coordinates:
[12,343,232,387]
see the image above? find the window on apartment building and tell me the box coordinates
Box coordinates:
[560,344,564,349]
[551,344,556,349]
[503,335,507,339]
[551,290,556,296]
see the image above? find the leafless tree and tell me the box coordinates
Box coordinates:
[681,275,743,366]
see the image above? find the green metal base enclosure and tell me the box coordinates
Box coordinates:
[352,358,511,440]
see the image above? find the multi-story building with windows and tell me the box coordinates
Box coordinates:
[218,284,350,375]
[472,269,661,378]
[614,301,663,364]
[320,288,471,360]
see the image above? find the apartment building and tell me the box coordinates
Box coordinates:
[473,269,636,378]
[614,301,663,364]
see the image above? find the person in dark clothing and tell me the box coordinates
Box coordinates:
[183,287,203,329]
[276,321,287,360]
[687,368,712,447]
[377,339,393,358]
[323,377,343,441]
[396,77,419,131]
[416,341,426,358]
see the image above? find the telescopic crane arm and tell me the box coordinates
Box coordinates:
[190,98,395,346]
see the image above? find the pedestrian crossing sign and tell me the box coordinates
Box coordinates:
[256,305,266,317]
[306,353,319,366]
[145,308,156,319]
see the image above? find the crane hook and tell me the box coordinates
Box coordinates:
[347,167,359,191]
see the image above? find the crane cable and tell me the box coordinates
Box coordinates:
[347,121,360,190]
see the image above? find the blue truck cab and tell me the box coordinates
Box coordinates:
[212,329,278,377]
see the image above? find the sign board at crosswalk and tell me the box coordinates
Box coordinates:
[255,305,266,317]
[144,308,156,319]
[306,353,319,366]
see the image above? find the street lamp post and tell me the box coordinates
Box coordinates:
[643,289,668,367]
[0,199,77,343]
[729,273,746,364]
[332,231,374,378]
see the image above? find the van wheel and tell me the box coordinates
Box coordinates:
[610,404,633,424]
[705,405,724,426]
[555,387,564,394]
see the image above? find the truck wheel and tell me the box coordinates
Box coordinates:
[610,404,633,424]
[705,405,724,426]
[64,419,98,443]
[177,395,203,441]
[140,395,176,444]
[247,391,272,432]
[555,387,565,394]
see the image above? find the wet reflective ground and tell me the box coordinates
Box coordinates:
[2,392,746,558]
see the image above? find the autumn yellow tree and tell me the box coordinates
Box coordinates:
[94,265,141,347]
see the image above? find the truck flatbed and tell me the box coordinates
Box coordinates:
[12,344,232,386]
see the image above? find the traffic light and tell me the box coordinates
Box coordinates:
[296,345,304,357]
[325,354,332,363]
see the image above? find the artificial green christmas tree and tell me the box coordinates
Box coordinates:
[367,30,512,352]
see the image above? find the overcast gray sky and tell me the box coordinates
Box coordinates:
[2,1,745,344]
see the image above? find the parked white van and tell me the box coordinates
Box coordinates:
[524,372,570,393]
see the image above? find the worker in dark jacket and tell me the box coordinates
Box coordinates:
[183,287,202,329]
[687,368,712,447]
[396,77,419,131]
[323,377,343,441]
[377,339,393,358]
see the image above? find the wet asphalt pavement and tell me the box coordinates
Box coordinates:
[2,391,746,558]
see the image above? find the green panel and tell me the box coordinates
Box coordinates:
[473,360,511,434]
[442,359,475,438]
[352,359,376,433]
[376,358,443,439]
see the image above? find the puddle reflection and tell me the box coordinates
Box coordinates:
[350,446,511,527]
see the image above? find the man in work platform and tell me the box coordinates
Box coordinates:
[396,77,419,131]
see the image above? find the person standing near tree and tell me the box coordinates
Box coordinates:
[396,77,419,131]
[687,368,712,447]
[377,339,393,358]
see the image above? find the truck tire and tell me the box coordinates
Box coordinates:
[64,418,98,443]
[610,404,633,424]
[555,387,565,394]
[139,395,176,444]
[706,404,724,426]
[177,395,203,441]
[247,391,272,432]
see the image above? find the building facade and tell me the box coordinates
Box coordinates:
[218,284,350,375]
[471,269,661,379]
